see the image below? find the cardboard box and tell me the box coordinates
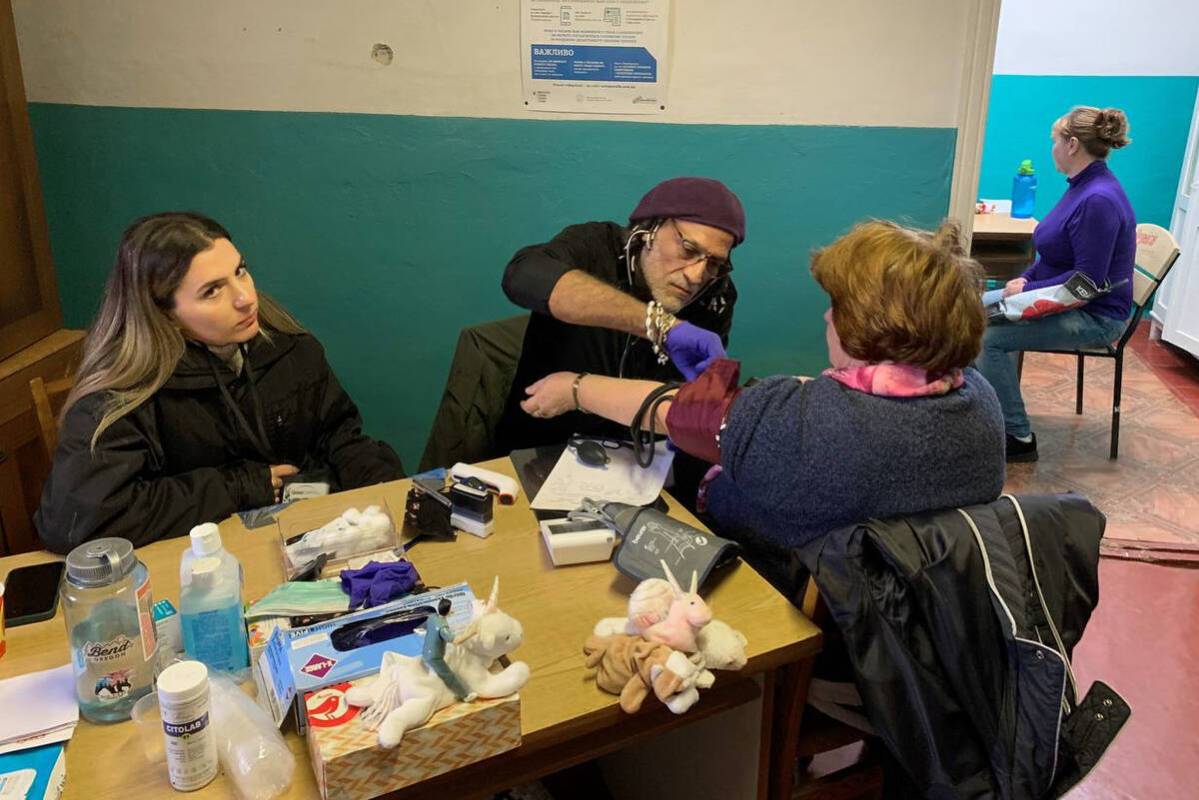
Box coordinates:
[276,491,401,579]
[304,681,521,800]
[253,584,475,730]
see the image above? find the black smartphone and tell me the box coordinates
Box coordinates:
[3,561,66,627]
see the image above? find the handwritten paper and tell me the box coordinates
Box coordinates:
[531,441,674,511]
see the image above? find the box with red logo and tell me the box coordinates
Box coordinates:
[253,584,475,730]
[303,681,522,800]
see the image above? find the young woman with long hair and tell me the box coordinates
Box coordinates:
[36,212,404,553]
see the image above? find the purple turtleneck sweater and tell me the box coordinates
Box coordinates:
[1020,160,1136,320]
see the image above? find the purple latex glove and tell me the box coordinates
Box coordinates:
[665,321,726,381]
[339,560,421,609]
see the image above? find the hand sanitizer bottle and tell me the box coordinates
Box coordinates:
[179,524,249,674]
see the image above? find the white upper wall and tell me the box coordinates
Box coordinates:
[993,0,1199,76]
[12,0,973,127]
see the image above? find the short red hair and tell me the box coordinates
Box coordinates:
[811,220,984,374]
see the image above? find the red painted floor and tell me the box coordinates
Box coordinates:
[1060,323,1199,799]
[1069,558,1199,799]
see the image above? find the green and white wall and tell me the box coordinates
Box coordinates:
[979,0,1199,226]
[13,0,981,466]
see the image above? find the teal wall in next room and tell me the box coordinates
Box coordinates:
[979,75,1198,226]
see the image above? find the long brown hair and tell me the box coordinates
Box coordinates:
[63,212,304,448]
[811,219,984,373]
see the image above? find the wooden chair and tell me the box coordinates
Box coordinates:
[29,375,74,459]
[790,577,882,798]
[1016,223,1182,458]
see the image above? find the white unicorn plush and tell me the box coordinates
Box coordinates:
[346,577,530,748]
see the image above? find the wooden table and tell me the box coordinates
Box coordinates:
[0,458,821,800]
[972,212,1038,281]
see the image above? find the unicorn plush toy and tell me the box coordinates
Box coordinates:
[635,560,712,653]
[346,577,530,748]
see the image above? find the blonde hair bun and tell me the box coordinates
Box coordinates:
[1095,108,1131,149]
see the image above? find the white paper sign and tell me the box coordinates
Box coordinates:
[521,0,670,114]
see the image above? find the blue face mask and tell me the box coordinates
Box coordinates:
[246,578,349,619]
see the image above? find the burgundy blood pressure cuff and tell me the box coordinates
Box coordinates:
[665,358,742,464]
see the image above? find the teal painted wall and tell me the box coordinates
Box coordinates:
[29,104,955,467]
[979,75,1199,226]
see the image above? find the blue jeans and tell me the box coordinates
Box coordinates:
[975,310,1128,437]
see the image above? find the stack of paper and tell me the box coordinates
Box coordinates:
[0,665,77,755]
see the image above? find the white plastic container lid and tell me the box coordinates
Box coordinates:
[189,523,223,556]
[158,660,209,706]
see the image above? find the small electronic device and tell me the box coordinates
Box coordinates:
[450,478,495,539]
[539,518,617,567]
[2,561,66,627]
[450,463,521,504]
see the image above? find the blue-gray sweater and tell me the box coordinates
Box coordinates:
[706,368,1005,592]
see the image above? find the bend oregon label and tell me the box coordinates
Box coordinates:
[82,634,139,702]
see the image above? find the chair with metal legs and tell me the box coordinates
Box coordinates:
[1016,223,1181,459]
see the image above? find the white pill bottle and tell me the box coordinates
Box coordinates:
[158,660,219,791]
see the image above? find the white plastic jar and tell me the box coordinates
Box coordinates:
[157,660,218,791]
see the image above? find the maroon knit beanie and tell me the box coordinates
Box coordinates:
[629,177,746,246]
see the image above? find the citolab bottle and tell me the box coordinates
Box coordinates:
[1011,159,1037,219]
[179,523,249,674]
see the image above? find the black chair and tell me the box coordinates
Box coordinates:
[1017,223,1181,459]
[418,315,529,473]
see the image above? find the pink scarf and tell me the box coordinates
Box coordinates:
[823,363,964,397]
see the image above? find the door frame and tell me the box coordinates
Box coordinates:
[1152,84,1199,332]
[949,0,1003,244]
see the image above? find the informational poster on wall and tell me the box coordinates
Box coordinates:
[520,0,670,114]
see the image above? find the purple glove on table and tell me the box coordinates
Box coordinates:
[340,560,421,609]
[665,321,726,381]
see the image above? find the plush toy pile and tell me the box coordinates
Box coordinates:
[584,560,748,714]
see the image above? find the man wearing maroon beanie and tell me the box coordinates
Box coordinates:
[496,176,745,497]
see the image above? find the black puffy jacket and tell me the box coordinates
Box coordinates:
[799,493,1129,799]
[36,332,404,553]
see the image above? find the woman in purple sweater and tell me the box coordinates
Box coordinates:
[978,106,1135,462]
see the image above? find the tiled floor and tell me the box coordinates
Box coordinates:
[1003,324,1199,546]
[1129,323,1199,419]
